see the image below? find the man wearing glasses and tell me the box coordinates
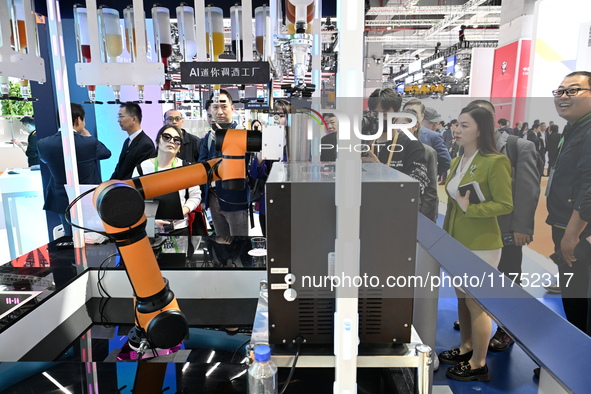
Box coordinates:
[164,109,203,163]
[546,71,591,333]
[111,102,155,180]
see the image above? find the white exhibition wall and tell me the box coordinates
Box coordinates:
[527,0,591,130]
[469,48,495,99]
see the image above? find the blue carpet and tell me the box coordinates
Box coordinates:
[432,212,567,393]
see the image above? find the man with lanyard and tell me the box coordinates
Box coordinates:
[198,89,249,237]
[546,71,591,332]
[362,88,429,200]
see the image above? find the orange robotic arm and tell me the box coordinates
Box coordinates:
[92,129,261,352]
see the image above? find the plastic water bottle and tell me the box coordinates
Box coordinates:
[248,345,278,394]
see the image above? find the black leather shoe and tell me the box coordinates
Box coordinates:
[453,320,460,331]
[446,361,490,382]
[489,327,515,352]
[439,348,473,365]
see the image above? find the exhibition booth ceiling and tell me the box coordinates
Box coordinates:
[33,0,500,68]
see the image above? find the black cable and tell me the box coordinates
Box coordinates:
[279,340,303,394]
[97,252,119,299]
[63,186,115,240]
[231,338,252,363]
[96,252,119,327]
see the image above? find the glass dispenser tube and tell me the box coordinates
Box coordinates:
[204,6,224,62]
[99,6,123,62]
[230,5,243,61]
[151,6,173,102]
[73,5,96,102]
[254,6,269,58]
[177,5,197,61]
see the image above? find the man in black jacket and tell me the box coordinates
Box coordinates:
[546,70,591,332]
[164,109,202,163]
[363,89,429,200]
[497,118,514,135]
[199,90,249,237]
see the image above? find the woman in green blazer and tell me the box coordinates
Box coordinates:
[438,106,513,382]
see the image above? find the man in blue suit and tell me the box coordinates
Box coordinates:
[38,103,111,237]
[110,102,155,180]
[403,99,451,177]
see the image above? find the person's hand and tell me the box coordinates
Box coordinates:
[215,236,232,244]
[11,139,22,147]
[560,234,579,266]
[456,190,470,212]
[361,151,380,163]
[155,220,170,232]
[513,232,532,246]
[256,151,264,164]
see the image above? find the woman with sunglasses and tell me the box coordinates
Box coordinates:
[133,125,202,235]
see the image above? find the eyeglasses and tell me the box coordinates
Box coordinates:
[117,114,130,119]
[551,88,591,97]
[161,132,182,146]
[166,116,183,122]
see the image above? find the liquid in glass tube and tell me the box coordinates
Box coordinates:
[81,44,91,61]
[17,20,27,50]
[256,36,265,56]
[205,32,224,60]
[105,34,123,59]
[125,28,136,56]
[160,43,173,59]
[232,40,243,59]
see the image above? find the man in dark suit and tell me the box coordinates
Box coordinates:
[538,122,548,173]
[442,119,457,150]
[527,122,545,159]
[497,118,514,135]
[38,103,111,237]
[547,124,561,173]
[11,116,39,167]
[111,102,155,180]
[164,108,202,163]
[403,100,452,177]
[513,121,522,136]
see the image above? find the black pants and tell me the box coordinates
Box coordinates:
[552,226,589,332]
[498,245,523,284]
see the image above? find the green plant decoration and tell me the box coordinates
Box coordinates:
[1,82,34,117]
